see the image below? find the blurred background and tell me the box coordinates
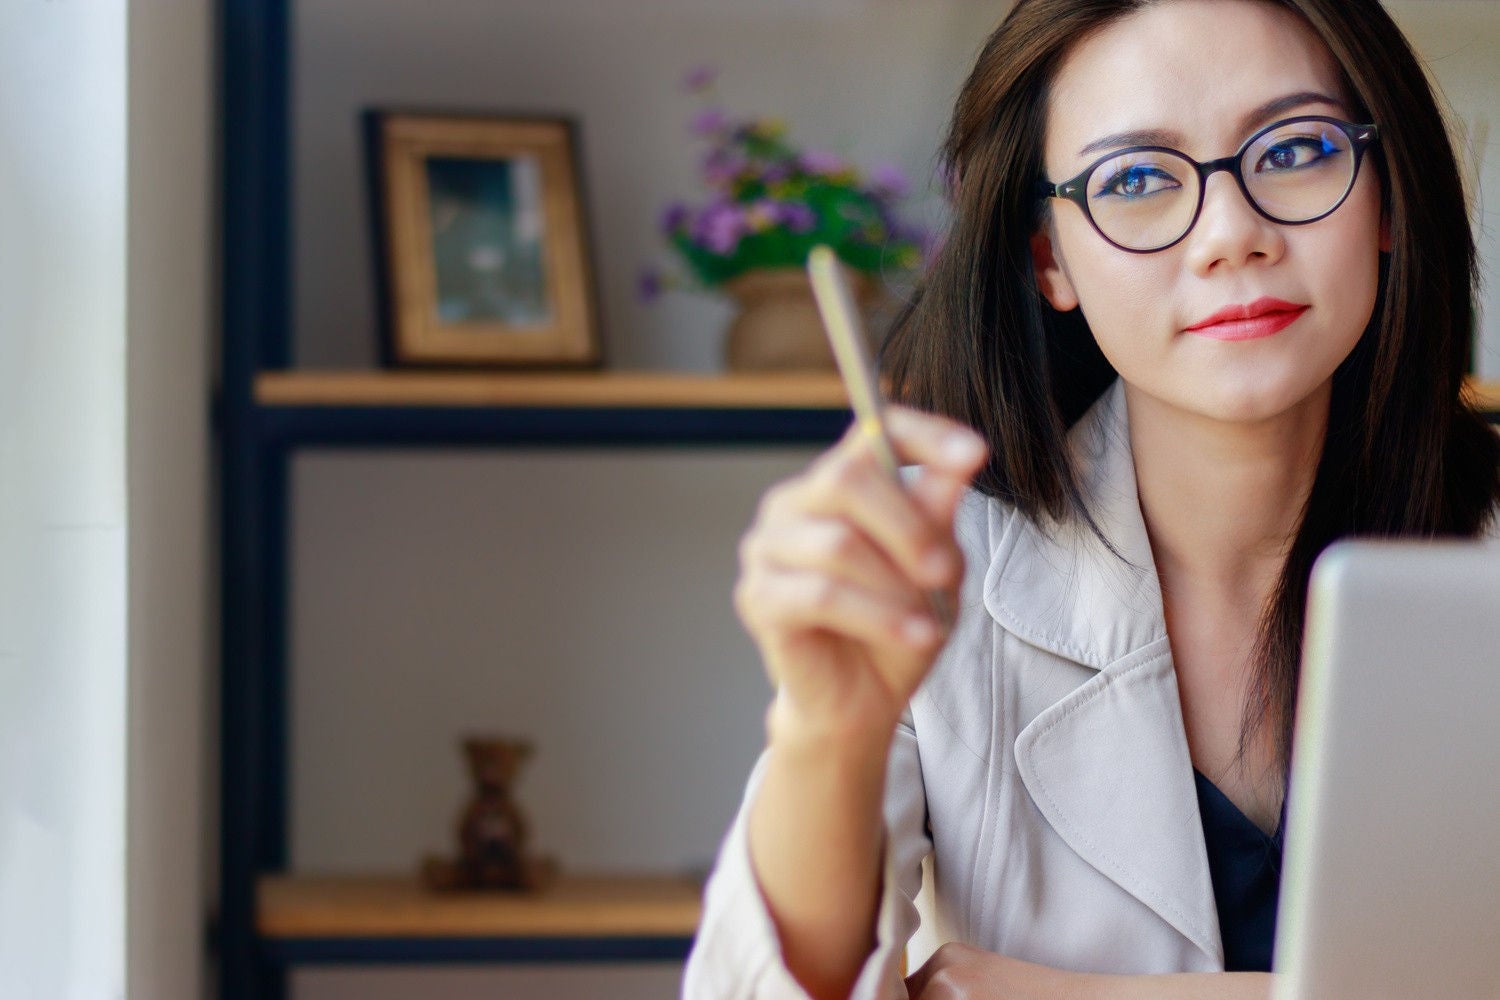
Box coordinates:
[289,6,1005,997]
[1,1,1495,999]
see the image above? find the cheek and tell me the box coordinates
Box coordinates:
[1319,181,1385,336]
[1056,235,1173,357]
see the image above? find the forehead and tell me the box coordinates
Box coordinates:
[1045,0,1347,163]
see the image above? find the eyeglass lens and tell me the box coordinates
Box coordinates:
[1085,119,1358,251]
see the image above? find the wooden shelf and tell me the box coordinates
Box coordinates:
[257,872,702,940]
[255,370,850,410]
[253,370,1500,414]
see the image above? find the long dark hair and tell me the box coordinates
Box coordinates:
[882,0,1500,779]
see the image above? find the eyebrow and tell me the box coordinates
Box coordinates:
[1076,91,1348,157]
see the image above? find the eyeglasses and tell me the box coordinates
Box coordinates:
[1038,116,1379,253]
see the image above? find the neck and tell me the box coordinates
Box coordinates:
[1125,382,1329,598]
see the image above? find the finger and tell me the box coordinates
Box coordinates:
[886,409,988,531]
[799,446,962,591]
[738,565,944,655]
[881,406,988,477]
[752,516,913,598]
[906,462,976,530]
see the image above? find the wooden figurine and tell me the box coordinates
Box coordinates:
[422,736,557,892]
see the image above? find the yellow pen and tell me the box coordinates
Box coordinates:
[806,245,954,631]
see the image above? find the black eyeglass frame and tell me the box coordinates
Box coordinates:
[1037,116,1380,254]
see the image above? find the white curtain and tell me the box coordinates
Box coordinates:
[0,3,129,998]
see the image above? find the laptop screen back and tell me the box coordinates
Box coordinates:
[1273,540,1500,1000]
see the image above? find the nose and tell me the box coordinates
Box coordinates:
[1182,170,1285,274]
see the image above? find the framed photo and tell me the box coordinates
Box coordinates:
[364,111,602,367]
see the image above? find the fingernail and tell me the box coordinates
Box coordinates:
[943,432,985,464]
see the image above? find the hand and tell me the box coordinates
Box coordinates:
[906,943,1073,1000]
[733,406,988,742]
[908,947,1277,1000]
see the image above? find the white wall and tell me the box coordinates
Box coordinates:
[0,3,214,999]
[0,3,129,999]
[126,2,215,999]
[1385,0,1500,378]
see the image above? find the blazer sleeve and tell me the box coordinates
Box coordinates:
[681,708,931,1000]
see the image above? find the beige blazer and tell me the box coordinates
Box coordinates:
[683,379,1495,999]
[685,378,1225,999]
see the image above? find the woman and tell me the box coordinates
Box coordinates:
[684,0,1500,997]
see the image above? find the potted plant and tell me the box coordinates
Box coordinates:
[641,68,931,371]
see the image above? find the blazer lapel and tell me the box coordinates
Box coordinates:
[987,380,1223,965]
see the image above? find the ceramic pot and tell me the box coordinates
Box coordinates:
[722,266,880,372]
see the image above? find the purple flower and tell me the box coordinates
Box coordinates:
[690,108,731,137]
[682,65,718,94]
[637,267,665,302]
[694,200,747,255]
[702,147,747,188]
[659,202,692,235]
[775,201,817,234]
[761,161,793,185]
[744,199,777,232]
[886,219,935,270]
[869,162,911,200]
[887,218,926,247]
[797,148,846,176]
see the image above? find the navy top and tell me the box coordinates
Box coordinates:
[1192,770,1286,972]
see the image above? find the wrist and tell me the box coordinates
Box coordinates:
[766,688,899,758]
[1052,968,1101,1000]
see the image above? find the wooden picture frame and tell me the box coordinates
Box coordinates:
[364,111,602,367]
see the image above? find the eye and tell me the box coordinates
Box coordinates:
[1255,132,1344,173]
[1093,163,1181,200]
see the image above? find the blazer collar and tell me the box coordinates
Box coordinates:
[983,378,1164,668]
[985,379,1224,966]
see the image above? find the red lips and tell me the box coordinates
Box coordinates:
[1184,297,1309,342]
[1186,297,1307,331]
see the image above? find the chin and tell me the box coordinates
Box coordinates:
[1186,378,1332,427]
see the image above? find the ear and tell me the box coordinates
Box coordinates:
[1030,225,1079,312]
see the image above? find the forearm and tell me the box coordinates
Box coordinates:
[747,697,894,1000]
[1074,970,1275,1000]
[906,947,1275,1000]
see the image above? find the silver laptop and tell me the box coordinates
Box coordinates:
[1274,539,1500,1000]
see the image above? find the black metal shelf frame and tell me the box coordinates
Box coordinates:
[219,2,291,997]
[250,403,851,449]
